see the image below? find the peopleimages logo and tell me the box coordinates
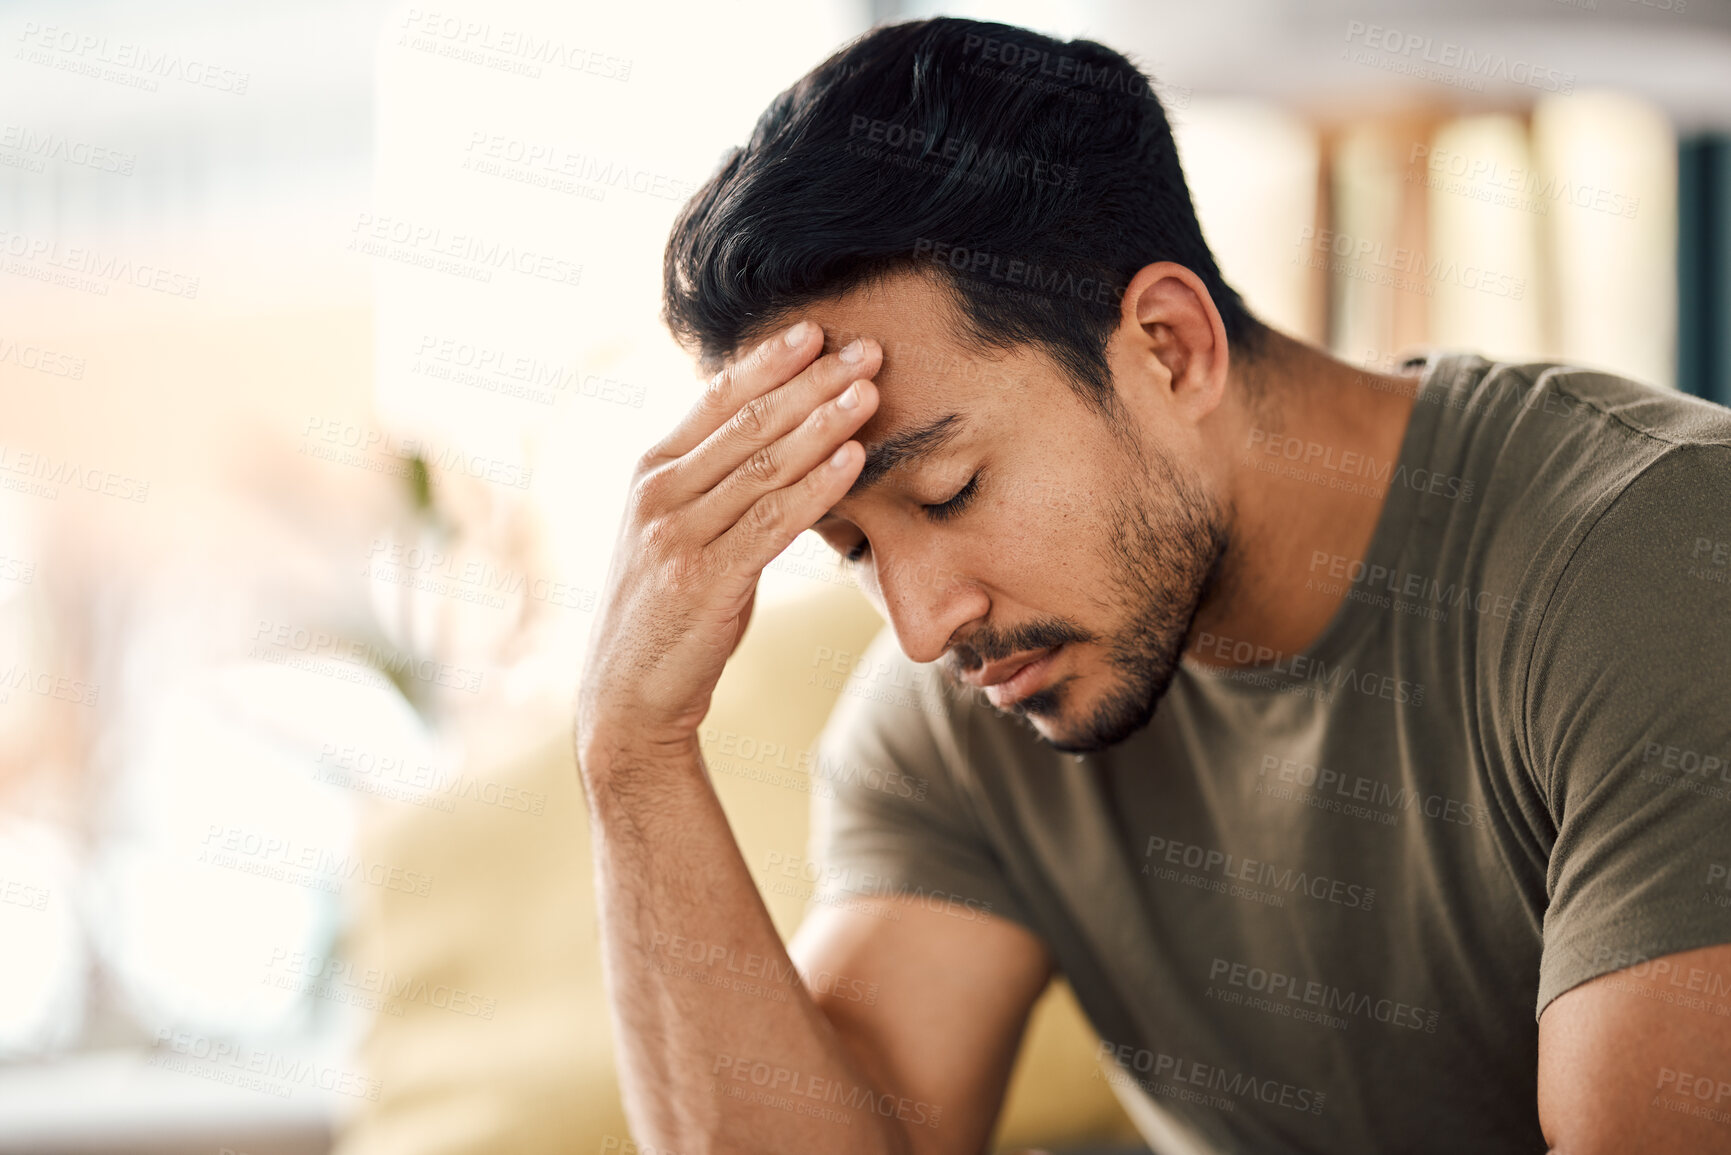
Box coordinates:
[462,132,699,203]
[1243,427,1476,504]
[1,229,200,299]
[148,1029,380,1100]
[1295,226,1526,300]
[396,9,632,81]
[1207,957,1441,1033]
[957,32,1182,106]
[912,238,1123,305]
[0,123,136,175]
[15,22,251,94]
[1341,21,1576,95]
[1143,833,1378,911]
[711,1053,943,1128]
[1095,1040,1327,1116]
[0,335,85,379]
[1188,630,1426,706]
[1407,143,1640,220]
[346,213,583,289]
[1303,552,1525,624]
[1256,754,1489,830]
[200,824,435,896]
[845,115,1079,190]
[301,417,534,491]
[265,947,498,1019]
[0,443,150,503]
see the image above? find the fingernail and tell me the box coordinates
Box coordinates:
[839,338,864,363]
[830,444,852,469]
[836,382,860,410]
[785,320,813,347]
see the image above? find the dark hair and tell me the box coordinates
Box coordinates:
[662,17,1264,421]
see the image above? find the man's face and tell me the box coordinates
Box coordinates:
[797,273,1230,753]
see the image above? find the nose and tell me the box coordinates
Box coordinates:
[862,543,988,666]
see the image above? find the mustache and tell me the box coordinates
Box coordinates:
[943,617,1095,674]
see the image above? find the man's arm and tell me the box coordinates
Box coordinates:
[789,897,1055,1154]
[584,747,1053,1154]
[1519,442,1731,1153]
[577,319,1049,1153]
[1538,942,1731,1153]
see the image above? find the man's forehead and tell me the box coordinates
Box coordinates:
[728,269,966,358]
[721,275,1055,454]
[834,337,982,478]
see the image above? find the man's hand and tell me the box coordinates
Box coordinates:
[576,319,882,771]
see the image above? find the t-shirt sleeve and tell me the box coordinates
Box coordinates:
[804,625,1038,934]
[1526,442,1731,1017]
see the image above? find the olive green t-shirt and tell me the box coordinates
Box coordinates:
[806,352,1731,1154]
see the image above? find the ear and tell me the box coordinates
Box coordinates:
[1117,261,1230,422]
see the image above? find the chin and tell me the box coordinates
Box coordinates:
[1001,670,1166,755]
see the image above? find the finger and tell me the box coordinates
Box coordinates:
[706,438,865,591]
[643,319,823,465]
[672,335,882,499]
[687,375,879,543]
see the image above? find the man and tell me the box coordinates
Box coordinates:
[576,17,1731,1154]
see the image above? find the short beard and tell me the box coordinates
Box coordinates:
[1013,435,1230,753]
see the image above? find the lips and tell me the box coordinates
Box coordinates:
[966,647,1054,690]
[977,646,1063,709]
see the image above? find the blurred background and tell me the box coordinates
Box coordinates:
[1,0,1728,1152]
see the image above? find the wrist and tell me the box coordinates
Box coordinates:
[576,724,703,788]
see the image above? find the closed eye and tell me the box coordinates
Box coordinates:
[836,469,981,565]
[922,470,981,523]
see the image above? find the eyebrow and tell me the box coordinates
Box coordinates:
[841,412,965,503]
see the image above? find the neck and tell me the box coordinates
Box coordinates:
[1184,331,1422,669]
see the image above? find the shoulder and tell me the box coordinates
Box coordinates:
[1536,364,1731,448]
[1540,440,1731,633]
[1437,352,1731,446]
[1520,441,1731,801]
[1438,358,1731,629]
[1428,353,1731,462]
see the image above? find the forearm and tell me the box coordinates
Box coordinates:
[572,317,899,1149]
[582,744,914,1155]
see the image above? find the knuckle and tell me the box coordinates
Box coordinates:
[810,400,842,437]
[634,464,673,508]
[743,493,783,536]
[664,549,710,595]
[700,368,733,411]
[739,445,780,486]
[732,396,771,440]
[638,514,678,554]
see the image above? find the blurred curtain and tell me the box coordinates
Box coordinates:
[1679,133,1731,406]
